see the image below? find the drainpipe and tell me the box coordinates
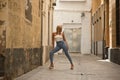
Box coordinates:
[102,3,106,59]
[40,0,44,65]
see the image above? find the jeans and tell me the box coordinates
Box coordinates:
[49,41,73,64]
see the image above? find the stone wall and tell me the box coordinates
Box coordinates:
[0,0,7,55]
[109,48,120,65]
[92,0,102,14]
[0,0,7,78]
[41,0,54,64]
[108,0,120,65]
[0,0,44,79]
[91,0,105,57]
[109,0,116,48]
[6,0,41,48]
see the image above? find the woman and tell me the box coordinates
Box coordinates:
[49,25,74,70]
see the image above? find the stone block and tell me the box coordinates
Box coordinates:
[109,48,120,65]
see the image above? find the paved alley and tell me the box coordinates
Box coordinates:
[15,53,120,80]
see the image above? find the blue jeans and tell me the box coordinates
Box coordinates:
[49,41,73,64]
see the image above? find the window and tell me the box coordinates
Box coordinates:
[25,0,32,22]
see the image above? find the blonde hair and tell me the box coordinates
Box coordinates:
[56,25,62,34]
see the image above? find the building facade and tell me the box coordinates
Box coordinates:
[92,0,107,58]
[53,0,92,54]
[92,0,120,64]
[0,0,54,79]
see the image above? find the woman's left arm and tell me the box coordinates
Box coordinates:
[62,32,69,49]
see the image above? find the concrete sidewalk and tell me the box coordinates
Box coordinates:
[15,53,120,80]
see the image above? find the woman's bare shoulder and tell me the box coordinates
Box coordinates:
[52,32,56,35]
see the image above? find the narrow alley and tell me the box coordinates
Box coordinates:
[15,53,120,80]
[0,0,120,80]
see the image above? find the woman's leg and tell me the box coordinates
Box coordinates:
[49,46,61,69]
[62,42,74,69]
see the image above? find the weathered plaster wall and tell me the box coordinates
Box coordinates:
[0,0,43,79]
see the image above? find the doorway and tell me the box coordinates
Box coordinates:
[64,28,81,53]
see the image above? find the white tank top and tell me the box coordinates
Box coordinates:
[55,34,63,42]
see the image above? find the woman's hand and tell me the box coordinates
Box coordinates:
[65,41,69,50]
[67,45,69,50]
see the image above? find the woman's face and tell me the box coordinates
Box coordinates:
[57,26,62,33]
